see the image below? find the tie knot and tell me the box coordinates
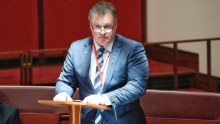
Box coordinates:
[98,47,105,54]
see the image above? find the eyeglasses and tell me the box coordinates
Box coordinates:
[91,24,115,33]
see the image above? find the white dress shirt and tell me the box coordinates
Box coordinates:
[89,40,114,105]
[89,41,113,87]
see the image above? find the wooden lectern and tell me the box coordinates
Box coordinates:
[38,100,111,124]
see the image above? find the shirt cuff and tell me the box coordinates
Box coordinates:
[102,94,112,105]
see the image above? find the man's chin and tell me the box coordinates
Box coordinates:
[98,40,109,46]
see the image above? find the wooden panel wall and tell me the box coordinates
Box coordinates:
[43,0,143,49]
[0,0,144,51]
[0,0,39,52]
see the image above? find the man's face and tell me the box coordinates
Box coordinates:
[90,12,117,47]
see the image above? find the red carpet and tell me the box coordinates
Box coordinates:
[148,59,195,77]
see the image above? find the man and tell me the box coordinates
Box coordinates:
[53,1,148,124]
[0,102,21,124]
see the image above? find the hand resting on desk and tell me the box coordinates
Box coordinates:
[53,93,111,106]
[53,92,73,101]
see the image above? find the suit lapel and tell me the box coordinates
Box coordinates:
[81,37,94,91]
[101,36,122,93]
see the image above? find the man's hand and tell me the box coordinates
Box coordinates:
[83,94,105,105]
[53,92,73,101]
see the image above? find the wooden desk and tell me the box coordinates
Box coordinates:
[38,100,111,124]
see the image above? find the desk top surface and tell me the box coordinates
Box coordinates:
[38,100,111,110]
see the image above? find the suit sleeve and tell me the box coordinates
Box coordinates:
[106,42,149,105]
[55,42,77,96]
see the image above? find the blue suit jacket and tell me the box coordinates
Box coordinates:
[56,34,149,124]
[0,103,21,124]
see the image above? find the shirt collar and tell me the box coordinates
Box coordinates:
[94,40,114,53]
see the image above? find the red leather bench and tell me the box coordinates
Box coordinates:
[141,90,220,124]
[0,86,69,124]
[0,86,219,124]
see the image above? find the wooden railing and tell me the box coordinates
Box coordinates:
[143,37,220,90]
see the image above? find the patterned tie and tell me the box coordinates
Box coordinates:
[94,47,105,93]
[94,47,105,124]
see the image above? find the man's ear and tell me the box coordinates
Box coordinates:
[89,23,93,31]
[114,19,118,28]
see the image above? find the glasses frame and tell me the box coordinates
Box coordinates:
[90,24,115,33]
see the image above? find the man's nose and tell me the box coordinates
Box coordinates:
[100,28,107,34]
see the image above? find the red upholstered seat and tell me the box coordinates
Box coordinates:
[0,51,25,85]
[32,65,62,85]
[27,48,68,85]
[0,68,21,85]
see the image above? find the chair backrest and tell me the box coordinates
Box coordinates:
[141,90,220,120]
[0,86,68,114]
[27,48,68,85]
[0,51,25,85]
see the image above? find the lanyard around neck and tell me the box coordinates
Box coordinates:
[93,41,110,85]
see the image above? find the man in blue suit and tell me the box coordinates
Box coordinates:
[53,1,148,124]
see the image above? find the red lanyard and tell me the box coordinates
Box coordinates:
[93,42,110,85]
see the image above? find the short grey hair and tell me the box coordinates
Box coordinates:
[88,1,117,21]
